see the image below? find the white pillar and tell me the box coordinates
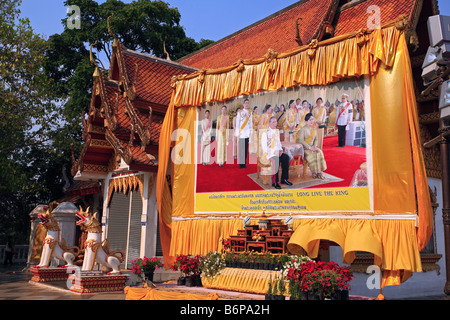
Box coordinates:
[52,202,78,247]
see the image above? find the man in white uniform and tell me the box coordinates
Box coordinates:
[201,110,212,164]
[235,99,253,168]
[261,116,292,189]
[335,93,352,147]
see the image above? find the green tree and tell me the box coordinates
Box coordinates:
[44,0,213,154]
[44,0,214,187]
[0,0,214,244]
[0,0,62,243]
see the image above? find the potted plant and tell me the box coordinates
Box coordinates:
[231,252,239,268]
[287,269,299,300]
[296,261,321,300]
[261,252,269,270]
[132,256,163,283]
[199,251,225,282]
[291,281,304,300]
[240,251,250,269]
[296,261,353,300]
[265,277,274,300]
[255,252,264,269]
[172,254,188,285]
[223,251,233,268]
[186,255,201,286]
[172,254,201,286]
[267,253,276,270]
[333,263,353,300]
[288,276,296,300]
[276,275,286,300]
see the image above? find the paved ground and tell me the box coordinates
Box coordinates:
[0,264,126,300]
[0,263,446,301]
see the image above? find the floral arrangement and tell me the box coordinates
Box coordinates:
[172,254,201,278]
[221,238,231,251]
[287,261,353,299]
[221,250,310,271]
[131,257,163,280]
[199,251,225,280]
[281,254,312,278]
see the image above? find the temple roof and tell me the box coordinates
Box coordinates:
[177,0,439,70]
[72,39,196,178]
[121,47,197,108]
[178,0,339,69]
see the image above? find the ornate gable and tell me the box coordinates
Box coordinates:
[72,39,197,179]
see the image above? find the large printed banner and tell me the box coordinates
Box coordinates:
[194,79,373,214]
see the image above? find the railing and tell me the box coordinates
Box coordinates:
[0,245,29,263]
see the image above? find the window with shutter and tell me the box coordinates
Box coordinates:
[107,191,129,260]
[108,188,142,269]
[128,190,142,266]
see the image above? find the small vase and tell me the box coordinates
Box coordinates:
[307,290,321,300]
[194,274,202,287]
[177,276,186,286]
[145,268,155,282]
[331,290,341,300]
[264,294,273,300]
[300,291,309,300]
[185,276,194,287]
[340,289,349,300]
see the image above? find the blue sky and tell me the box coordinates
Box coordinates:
[19,0,300,41]
[20,0,450,42]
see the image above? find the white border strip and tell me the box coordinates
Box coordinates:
[173,214,418,222]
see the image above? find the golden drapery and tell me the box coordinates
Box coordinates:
[124,284,220,300]
[156,20,432,285]
[201,268,286,295]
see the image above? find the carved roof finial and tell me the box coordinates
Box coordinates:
[107,13,118,48]
[295,17,303,45]
[163,36,171,61]
[90,41,100,79]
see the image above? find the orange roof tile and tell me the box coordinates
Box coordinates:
[178,0,338,70]
[333,0,418,36]
[122,48,197,108]
[178,0,428,71]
